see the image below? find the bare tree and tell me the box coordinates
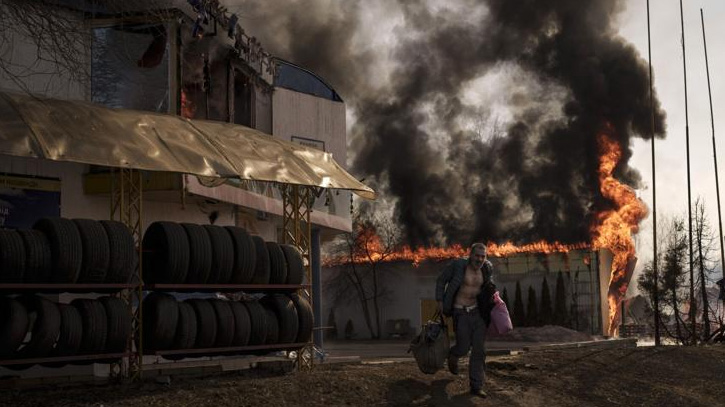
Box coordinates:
[324,211,400,339]
[692,197,717,341]
[638,201,724,344]
[638,215,691,344]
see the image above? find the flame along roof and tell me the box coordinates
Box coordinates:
[0,90,375,199]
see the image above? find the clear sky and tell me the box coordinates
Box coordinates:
[619,0,725,281]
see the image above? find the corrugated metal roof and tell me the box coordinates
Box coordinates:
[0,90,374,199]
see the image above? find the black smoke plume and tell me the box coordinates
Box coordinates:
[229,0,666,247]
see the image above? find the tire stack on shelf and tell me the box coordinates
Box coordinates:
[0,217,137,369]
[141,221,312,359]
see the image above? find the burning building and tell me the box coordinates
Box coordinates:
[322,245,634,339]
[323,128,646,339]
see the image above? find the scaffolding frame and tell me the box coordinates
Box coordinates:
[109,168,144,380]
[280,184,317,371]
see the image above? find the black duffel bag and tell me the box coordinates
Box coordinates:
[407,311,450,374]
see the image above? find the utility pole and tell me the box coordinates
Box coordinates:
[700,8,720,342]
[647,0,661,346]
[679,0,696,344]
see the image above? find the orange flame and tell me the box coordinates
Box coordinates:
[590,131,648,336]
[324,224,589,268]
[181,89,196,119]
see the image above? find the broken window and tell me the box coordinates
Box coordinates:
[91,23,169,112]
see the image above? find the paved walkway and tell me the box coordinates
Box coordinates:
[321,339,550,361]
[320,338,638,363]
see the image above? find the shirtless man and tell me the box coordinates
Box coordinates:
[435,243,494,398]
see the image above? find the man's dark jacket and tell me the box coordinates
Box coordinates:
[435,258,495,320]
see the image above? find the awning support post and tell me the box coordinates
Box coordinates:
[110,168,143,381]
[281,184,315,371]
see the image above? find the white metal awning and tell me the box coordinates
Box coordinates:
[0,90,375,199]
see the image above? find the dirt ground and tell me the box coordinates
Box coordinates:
[1,344,724,407]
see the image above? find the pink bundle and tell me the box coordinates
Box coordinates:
[488,291,513,335]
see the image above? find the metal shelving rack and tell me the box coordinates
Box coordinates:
[0,282,139,370]
[106,176,320,378]
[0,169,143,377]
[139,281,315,363]
[144,284,311,292]
[0,175,321,379]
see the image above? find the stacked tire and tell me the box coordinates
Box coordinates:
[0,218,136,284]
[0,295,131,368]
[142,221,304,285]
[142,293,313,359]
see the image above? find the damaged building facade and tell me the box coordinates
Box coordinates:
[0,0,368,378]
[0,0,353,246]
[322,249,621,339]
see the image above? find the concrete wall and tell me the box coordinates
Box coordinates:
[272,87,352,225]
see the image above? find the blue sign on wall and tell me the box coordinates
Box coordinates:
[0,175,61,229]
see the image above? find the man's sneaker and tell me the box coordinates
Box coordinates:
[447,354,459,375]
[470,389,488,398]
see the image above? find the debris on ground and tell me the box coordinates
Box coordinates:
[491,325,594,343]
[1,345,724,407]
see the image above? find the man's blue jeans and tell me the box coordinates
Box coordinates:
[450,308,486,391]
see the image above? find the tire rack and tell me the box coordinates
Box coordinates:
[108,171,320,378]
[110,168,143,380]
[0,284,137,369]
[0,168,142,377]
[280,184,316,371]
[142,284,313,359]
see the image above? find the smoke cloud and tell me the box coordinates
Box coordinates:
[226,0,667,247]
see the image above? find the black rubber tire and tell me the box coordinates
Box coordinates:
[250,236,270,284]
[264,308,280,345]
[99,220,137,284]
[42,304,83,367]
[187,299,217,349]
[225,226,256,284]
[142,292,178,351]
[71,298,108,355]
[181,223,212,284]
[228,301,251,346]
[266,242,288,285]
[0,297,29,359]
[17,295,62,358]
[73,219,111,284]
[50,304,83,356]
[289,293,314,343]
[171,301,197,351]
[209,299,235,348]
[142,221,189,284]
[202,225,234,284]
[99,297,131,353]
[0,229,26,283]
[281,244,305,285]
[17,229,52,284]
[261,294,298,344]
[33,217,83,283]
[243,300,267,346]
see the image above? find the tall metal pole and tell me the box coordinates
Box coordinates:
[701,8,723,336]
[647,0,661,346]
[679,0,696,344]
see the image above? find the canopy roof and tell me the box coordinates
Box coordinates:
[0,91,374,199]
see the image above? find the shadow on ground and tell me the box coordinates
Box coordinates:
[385,377,481,406]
